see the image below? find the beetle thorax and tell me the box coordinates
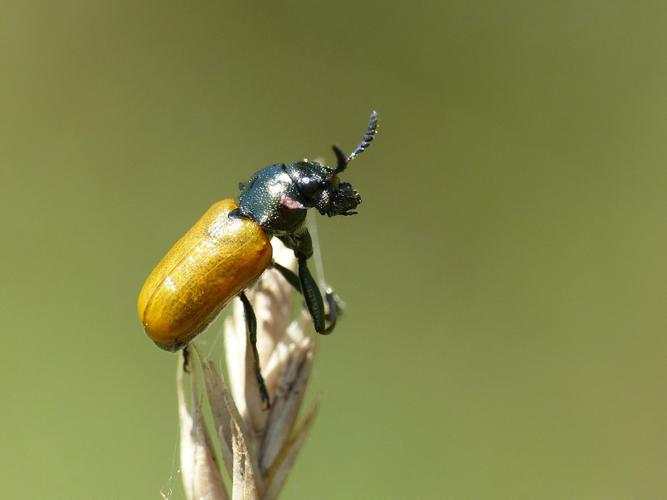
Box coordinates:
[237,164,308,235]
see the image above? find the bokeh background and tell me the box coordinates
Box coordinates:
[2,1,667,498]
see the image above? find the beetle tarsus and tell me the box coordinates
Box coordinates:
[324,288,338,327]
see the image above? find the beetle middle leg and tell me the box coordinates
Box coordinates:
[182,345,191,373]
[238,291,270,409]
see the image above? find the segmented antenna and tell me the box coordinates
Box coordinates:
[348,110,378,162]
[332,110,379,173]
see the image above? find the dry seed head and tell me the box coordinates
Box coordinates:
[177,361,228,500]
[177,238,320,500]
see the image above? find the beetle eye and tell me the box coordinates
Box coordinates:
[298,176,321,197]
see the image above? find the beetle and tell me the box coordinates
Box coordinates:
[138,111,378,405]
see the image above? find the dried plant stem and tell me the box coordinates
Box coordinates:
[177,239,318,500]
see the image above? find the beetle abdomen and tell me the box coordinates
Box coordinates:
[138,199,272,351]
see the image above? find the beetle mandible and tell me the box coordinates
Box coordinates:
[138,111,378,405]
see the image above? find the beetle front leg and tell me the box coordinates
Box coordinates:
[239,292,270,409]
[279,230,338,335]
[273,259,339,334]
[272,262,302,292]
[298,258,337,335]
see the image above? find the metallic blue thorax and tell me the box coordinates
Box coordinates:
[237,164,308,235]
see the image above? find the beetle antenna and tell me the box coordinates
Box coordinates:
[348,110,378,162]
[332,110,379,173]
[332,145,348,172]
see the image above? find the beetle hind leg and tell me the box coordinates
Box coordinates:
[239,292,270,409]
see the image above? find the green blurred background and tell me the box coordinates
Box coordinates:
[2,1,667,498]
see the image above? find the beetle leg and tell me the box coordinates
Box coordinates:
[239,292,270,409]
[278,230,338,335]
[273,260,338,334]
[182,345,191,373]
[272,262,301,292]
[324,287,338,326]
[298,258,337,335]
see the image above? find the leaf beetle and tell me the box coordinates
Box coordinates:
[138,111,378,405]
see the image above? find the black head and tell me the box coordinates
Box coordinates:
[285,111,378,217]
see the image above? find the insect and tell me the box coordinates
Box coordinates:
[138,111,378,405]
